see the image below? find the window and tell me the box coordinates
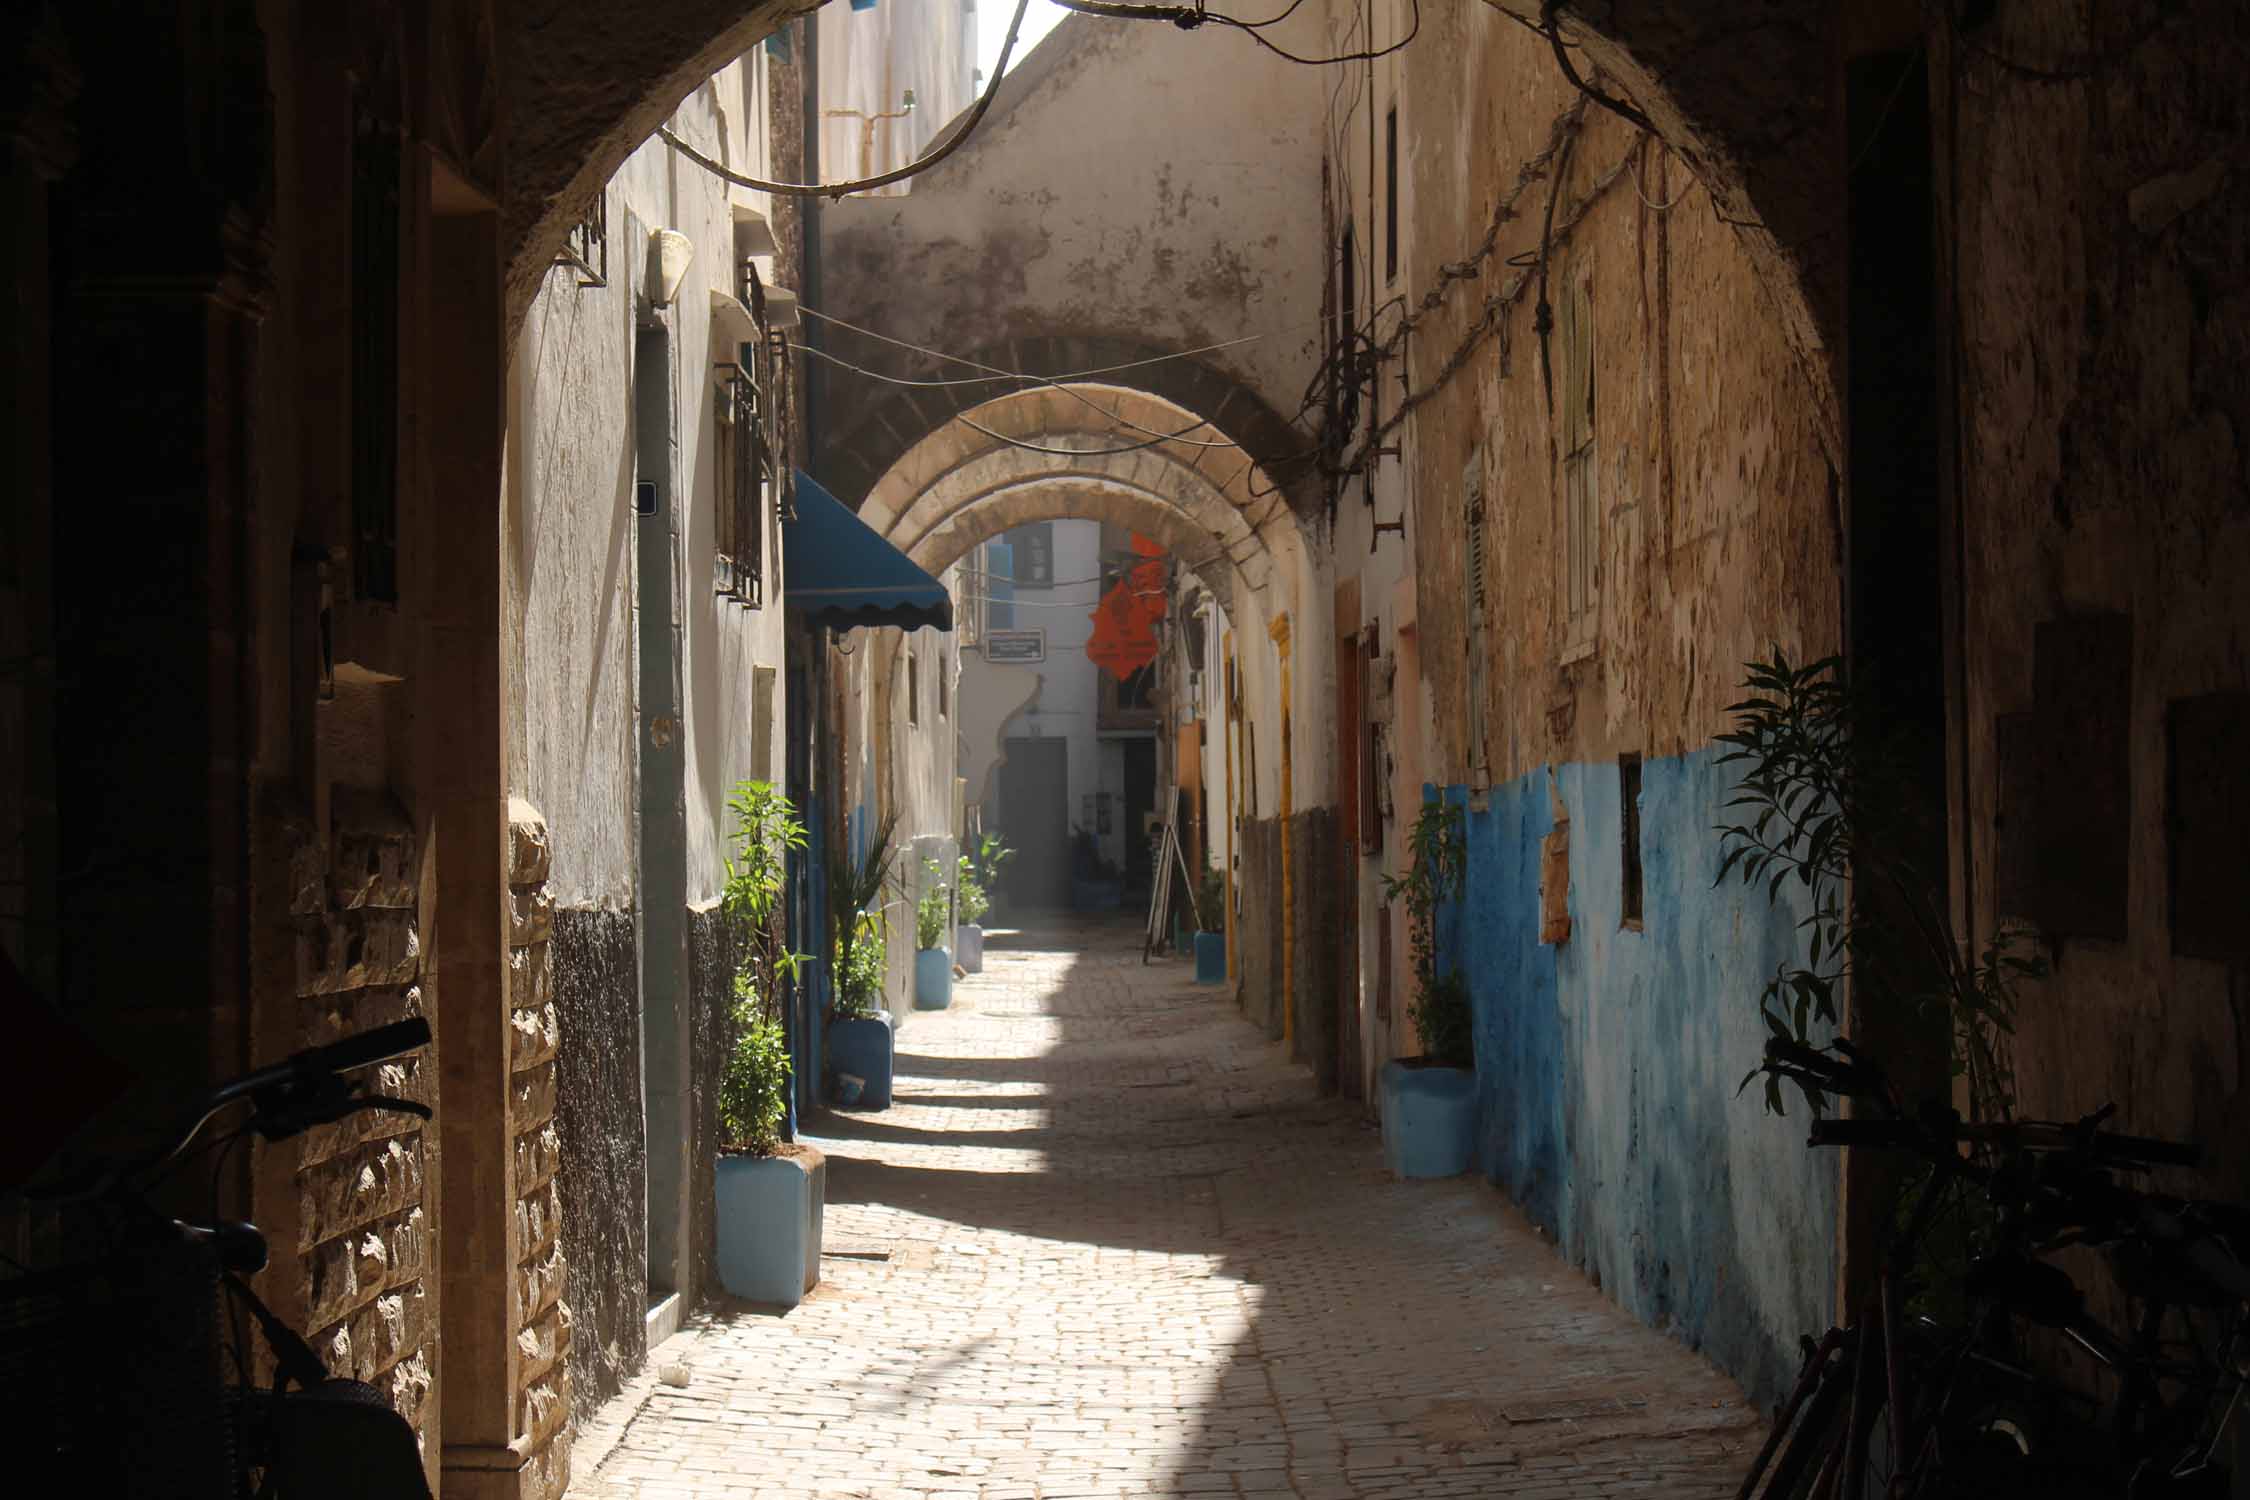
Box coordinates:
[907,649,920,726]
[1385,106,1400,284]
[938,653,949,719]
[1620,754,1644,928]
[714,360,770,606]
[1010,523,1054,586]
[1463,451,1489,781]
[982,539,1015,631]
[1559,270,1597,654]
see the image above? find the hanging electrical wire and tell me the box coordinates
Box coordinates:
[659,0,1033,197]
[1046,0,1421,67]
[953,411,1238,458]
[1336,124,1646,477]
[796,340,1244,448]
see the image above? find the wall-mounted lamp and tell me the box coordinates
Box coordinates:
[646,228,694,308]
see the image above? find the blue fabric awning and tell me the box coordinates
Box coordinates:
[783,469,954,631]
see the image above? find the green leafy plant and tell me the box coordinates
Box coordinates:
[827,808,899,1024]
[968,832,1015,890]
[955,854,990,927]
[718,780,807,1156]
[915,858,951,952]
[1715,653,2039,1120]
[1194,868,1226,934]
[833,911,887,1021]
[1380,798,1473,1069]
[719,982,791,1156]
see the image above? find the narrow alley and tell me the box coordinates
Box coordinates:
[571,918,1755,1500]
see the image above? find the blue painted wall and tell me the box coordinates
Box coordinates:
[1434,747,1837,1404]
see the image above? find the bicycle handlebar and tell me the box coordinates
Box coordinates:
[300,1018,432,1079]
[1805,1118,1924,1150]
[1805,1115,2201,1170]
[143,1018,434,1182]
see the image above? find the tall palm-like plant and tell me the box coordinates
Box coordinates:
[827,808,899,1022]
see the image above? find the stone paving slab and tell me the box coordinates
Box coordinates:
[569,918,1760,1499]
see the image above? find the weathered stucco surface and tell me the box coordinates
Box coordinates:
[1320,2,1844,1406]
[814,16,1328,512]
[1950,0,2250,1203]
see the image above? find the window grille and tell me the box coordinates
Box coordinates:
[765,328,796,521]
[714,360,769,607]
[554,191,608,288]
[1559,271,1598,653]
[351,102,402,604]
[1463,452,1490,781]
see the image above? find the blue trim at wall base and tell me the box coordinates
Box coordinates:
[1433,747,1838,1406]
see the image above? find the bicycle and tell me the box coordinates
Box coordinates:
[3,1016,437,1498]
[1738,1036,2242,1498]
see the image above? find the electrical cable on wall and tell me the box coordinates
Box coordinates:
[954,411,1240,458]
[795,304,1310,447]
[796,342,1241,447]
[1047,0,1420,66]
[659,0,1034,198]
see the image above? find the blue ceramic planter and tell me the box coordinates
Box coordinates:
[1194,930,1227,984]
[713,1148,826,1307]
[913,946,953,1010]
[826,1013,894,1110]
[1379,1060,1477,1179]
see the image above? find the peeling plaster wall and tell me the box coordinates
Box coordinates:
[818,15,1327,439]
[1339,3,1843,1404]
[1435,757,1837,1408]
[507,49,794,1408]
[511,51,794,912]
[1949,0,2250,1201]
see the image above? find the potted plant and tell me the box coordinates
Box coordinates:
[1190,867,1228,984]
[711,780,825,1307]
[955,855,988,975]
[912,858,953,1010]
[969,831,1016,924]
[824,808,898,1109]
[956,833,1013,972]
[1375,797,1477,1178]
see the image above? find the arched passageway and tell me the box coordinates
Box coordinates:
[824,372,1326,1071]
[15,3,2249,1498]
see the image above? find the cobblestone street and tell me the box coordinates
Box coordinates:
[571,918,1760,1499]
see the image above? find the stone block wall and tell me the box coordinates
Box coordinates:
[288,789,436,1450]
[506,802,571,1497]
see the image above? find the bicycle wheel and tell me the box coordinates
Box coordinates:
[1746,1362,1856,1500]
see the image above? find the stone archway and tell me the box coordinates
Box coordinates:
[858,381,1316,614]
[498,4,1848,402]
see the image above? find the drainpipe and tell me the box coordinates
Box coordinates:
[801,14,823,465]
